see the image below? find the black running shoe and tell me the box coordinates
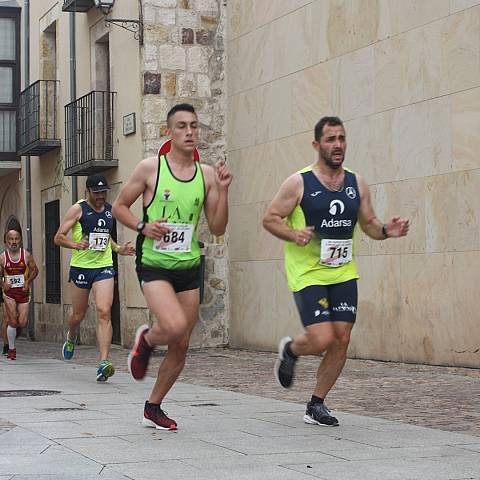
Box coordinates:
[142,401,177,430]
[274,336,297,388]
[304,401,339,427]
[2,344,8,355]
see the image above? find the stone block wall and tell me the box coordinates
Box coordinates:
[140,0,228,347]
[227,0,480,367]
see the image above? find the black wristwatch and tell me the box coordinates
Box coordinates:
[382,224,389,239]
[136,221,146,233]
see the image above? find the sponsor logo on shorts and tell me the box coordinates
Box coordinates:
[332,302,356,314]
[318,297,329,309]
[76,273,88,285]
[100,268,114,275]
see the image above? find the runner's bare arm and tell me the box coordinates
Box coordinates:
[263,174,314,246]
[0,255,4,290]
[110,239,135,256]
[24,252,39,291]
[112,158,170,241]
[357,174,409,239]
[54,204,87,250]
[202,160,233,236]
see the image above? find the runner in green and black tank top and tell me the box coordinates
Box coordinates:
[112,104,233,430]
[136,153,205,271]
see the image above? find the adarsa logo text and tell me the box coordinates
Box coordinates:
[320,218,352,228]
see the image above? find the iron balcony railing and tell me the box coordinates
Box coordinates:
[64,90,118,175]
[62,0,94,12]
[18,80,60,156]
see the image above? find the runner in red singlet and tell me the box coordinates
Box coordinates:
[0,228,38,360]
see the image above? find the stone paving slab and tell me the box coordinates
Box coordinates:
[1,352,480,479]
[17,339,480,437]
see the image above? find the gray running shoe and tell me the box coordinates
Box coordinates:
[304,401,339,426]
[274,336,297,388]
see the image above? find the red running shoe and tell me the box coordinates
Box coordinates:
[128,325,153,380]
[7,348,16,360]
[142,401,177,430]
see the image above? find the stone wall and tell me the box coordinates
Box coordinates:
[227,0,480,367]
[141,0,228,347]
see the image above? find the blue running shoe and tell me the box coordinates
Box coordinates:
[62,337,76,360]
[96,360,115,382]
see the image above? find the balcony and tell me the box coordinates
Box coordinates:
[18,80,61,157]
[62,0,94,12]
[64,90,118,176]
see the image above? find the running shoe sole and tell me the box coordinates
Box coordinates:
[96,363,115,382]
[127,324,150,381]
[62,341,75,361]
[274,336,292,387]
[142,417,177,431]
[303,414,339,427]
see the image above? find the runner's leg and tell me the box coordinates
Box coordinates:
[313,321,353,399]
[91,278,114,361]
[142,280,199,401]
[67,283,90,339]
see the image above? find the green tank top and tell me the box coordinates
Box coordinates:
[70,200,114,269]
[136,154,205,270]
[284,166,360,291]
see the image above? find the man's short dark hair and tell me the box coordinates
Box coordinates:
[314,116,344,141]
[4,218,22,242]
[167,103,196,125]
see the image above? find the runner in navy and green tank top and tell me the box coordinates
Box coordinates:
[285,166,360,292]
[263,116,409,427]
[136,153,205,271]
[70,200,114,270]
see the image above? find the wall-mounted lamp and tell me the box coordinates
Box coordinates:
[94,0,115,15]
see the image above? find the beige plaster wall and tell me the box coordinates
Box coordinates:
[24,0,143,345]
[16,0,227,350]
[227,0,480,367]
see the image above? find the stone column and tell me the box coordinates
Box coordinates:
[141,0,228,347]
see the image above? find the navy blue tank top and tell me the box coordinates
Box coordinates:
[300,169,360,240]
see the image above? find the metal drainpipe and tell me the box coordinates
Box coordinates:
[24,0,35,340]
[70,11,78,202]
[69,10,79,342]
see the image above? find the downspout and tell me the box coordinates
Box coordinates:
[69,10,79,341]
[24,0,35,340]
[69,11,78,202]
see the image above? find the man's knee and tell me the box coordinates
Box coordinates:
[95,304,112,321]
[152,316,188,343]
[167,338,190,366]
[329,328,352,354]
[307,330,336,354]
[72,308,88,322]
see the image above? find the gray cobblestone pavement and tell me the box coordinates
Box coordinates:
[12,338,480,437]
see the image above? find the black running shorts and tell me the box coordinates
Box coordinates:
[136,265,200,293]
[293,279,358,327]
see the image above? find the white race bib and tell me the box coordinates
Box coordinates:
[153,223,193,252]
[6,274,24,288]
[89,233,110,251]
[320,239,353,268]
